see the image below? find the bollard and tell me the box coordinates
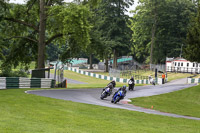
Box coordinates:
[65,79,67,88]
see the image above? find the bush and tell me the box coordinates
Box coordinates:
[0,68,28,77]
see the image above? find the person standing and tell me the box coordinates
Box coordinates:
[162,73,165,84]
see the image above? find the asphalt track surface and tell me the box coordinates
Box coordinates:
[26,79,200,120]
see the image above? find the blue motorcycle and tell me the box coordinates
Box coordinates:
[100,87,112,100]
[111,90,125,104]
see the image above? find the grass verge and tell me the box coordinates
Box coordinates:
[0,88,199,133]
[54,70,131,88]
[130,85,200,118]
[94,71,195,82]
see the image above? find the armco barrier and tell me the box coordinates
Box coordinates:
[187,78,200,84]
[0,77,55,89]
[64,67,151,84]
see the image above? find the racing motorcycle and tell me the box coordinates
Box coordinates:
[100,87,112,100]
[149,77,155,86]
[128,80,135,91]
[111,90,125,104]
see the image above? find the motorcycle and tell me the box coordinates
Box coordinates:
[100,87,112,100]
[149,78,155,85]
[111,90,125,104]
[128,80,135,91]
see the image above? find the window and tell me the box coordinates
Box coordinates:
[193,63,195,67]
[175,62,177,66]
[181,63,183,66]
[187,63,189,67]
[178,62,180,66]
[196,63,198,67]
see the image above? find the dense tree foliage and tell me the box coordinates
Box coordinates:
[130,0,196,64]
[1,0,200,73]
[94,0,134,69]
[183,2,200,62]
[0,0,92,69]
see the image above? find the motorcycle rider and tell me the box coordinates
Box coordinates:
[112,85,127,102]
[148,75,155,85]
[102,80,116,96]
[128,76,135,90]
[107,80,116,88]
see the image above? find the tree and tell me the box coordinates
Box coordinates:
[184,2,200,62]
[0,0,92,69]
[130,0,196,64]
[95,0,134,69]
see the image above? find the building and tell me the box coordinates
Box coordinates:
[166,57,200,73]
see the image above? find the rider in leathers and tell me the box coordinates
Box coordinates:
[102,80,116,96]
[128,76,135,90]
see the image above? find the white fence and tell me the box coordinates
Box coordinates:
[166,66,200,73]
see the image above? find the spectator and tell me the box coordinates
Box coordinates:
[162,73,165,84]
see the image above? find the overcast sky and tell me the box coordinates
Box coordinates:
[9,0,139,16]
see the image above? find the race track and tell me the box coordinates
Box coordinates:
[26,81,200,120]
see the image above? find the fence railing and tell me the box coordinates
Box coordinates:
[150,64,166,72]
[166,66,200,73]
[109,69,148,80]
[109,68,120,78]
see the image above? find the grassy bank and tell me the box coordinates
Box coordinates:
[94,71,194,82]
[53,70,128,88]
[51,69,195,88]
[130,85,200,118]
[0,88,199,133]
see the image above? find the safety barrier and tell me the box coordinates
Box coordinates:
[0,77,55,89]
[65,67,151,84]
[187,78,200,84]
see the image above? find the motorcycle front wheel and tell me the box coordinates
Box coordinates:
[114,96,120,104]
[100,92,107,100]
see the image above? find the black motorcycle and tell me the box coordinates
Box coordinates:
[128,80,135,91]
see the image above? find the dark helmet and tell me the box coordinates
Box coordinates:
[131,76,134,80]
[111,80,115,84]
[122,85,126,90]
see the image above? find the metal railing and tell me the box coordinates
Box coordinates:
[166,66,200,73]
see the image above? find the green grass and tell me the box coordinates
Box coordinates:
[130,85,200,118]
[0,88,199,133]
[165,72,195,82]
[54,70,127,88]
[0,68,200,132]
[52,69,195,88]
[94,70,195,82]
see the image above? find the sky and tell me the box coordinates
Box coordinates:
[9,0,139,16]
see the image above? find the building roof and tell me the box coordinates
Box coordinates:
[166,57,198,63]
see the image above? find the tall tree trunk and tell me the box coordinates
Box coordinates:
[89,54,93,69]
[150,0,157,68]
[112,49,118,69]
[105,58,108,72]
[37,0,46,69]
[150,21,156,65]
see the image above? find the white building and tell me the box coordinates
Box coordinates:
[166,57,200,73]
